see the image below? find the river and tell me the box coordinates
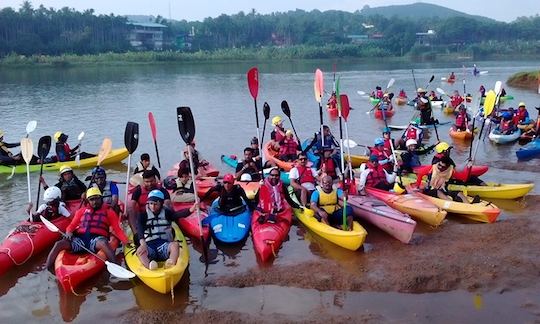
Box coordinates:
[0,60,539,322]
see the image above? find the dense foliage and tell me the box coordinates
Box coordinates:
[1,2,540,61]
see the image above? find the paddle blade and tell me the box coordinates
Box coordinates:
[37,136,52,159]
[77,131,85,141]
[105,261,136,279]
[339,94,350,121]
[263,102,271,120]
[280,100,291,118]
[247,67,259,100]
[26,120,37,135]
[342,139,357,149]
[177,106,196,144]
[148,112,157,141]
[387,78,395,90]
[20,138,33,164]
[483,90,497,117]
[436,87,446,96]
[494,81,502,95]
[124,122,140,154]
[314,69,323,103]
[40,215,59,232]
[97,138,112,166]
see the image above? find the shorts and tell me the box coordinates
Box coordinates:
[146,239,170,261]
[71,235,107,253]
[326,206,353,227]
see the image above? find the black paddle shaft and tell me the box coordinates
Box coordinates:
[35,136,52,209]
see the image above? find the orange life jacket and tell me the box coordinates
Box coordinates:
[77,205,111,237]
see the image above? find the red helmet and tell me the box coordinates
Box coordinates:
[223,174,235,184]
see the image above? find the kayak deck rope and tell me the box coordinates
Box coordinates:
[1,232,35,265]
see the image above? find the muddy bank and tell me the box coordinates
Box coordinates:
[507,71,539,90]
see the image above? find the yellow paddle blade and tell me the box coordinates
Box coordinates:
[97,137,112,166]
[20,137,33,164]
[483,90,496,117]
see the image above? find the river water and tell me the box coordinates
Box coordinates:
[0,60,539,322]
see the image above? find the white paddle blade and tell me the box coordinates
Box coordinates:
[20,138,33,164]
[387,78,395,89]
[436,87,446,95]
[75,154,81,166]
[40,215,60,232]
[357,90,366,96]
[342,139,358,149]
[105,261,136,279]
[420,97,429,104]
[494,81,502,95]
[26,120,37,135]
[77,131,85,141]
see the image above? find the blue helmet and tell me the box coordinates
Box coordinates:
[91,166,106,178]
[502,112,512,120]
[374,137,385,146]
[147,189,165,202]
[382,127,391,134]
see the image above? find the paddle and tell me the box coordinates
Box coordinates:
[39,215,135,279]
[35,136,52,209]
[367,78,395,114]
[123,122,140,205]
[356,90,369,98]
[247,67,262,150]
[468,89,496,180]
[339,94,355,192]
[484,81,503,140]
[82,138,112,207]
[280,100,299,141]
[176,106,208,272]
[74,131,85,166]
[314,69,325,147]
[6,121,37,180]
[411,69,419,93]
[259,102,271,179]
[148,112,161,169]
[21,137,33,216]
[424,75,435,91]
[378,91,403,189]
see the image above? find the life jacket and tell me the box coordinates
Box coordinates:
[320,157,337,179]
[98,181,114,205]
[174,178,193,194]
[365,163,388,188]
[143,206,171,242]
[450,96,463,108]
[279,138,298,156]
[60,178,84,201]
[516,109,528,123]
[56,142,72,162]
[137,185,163,213]
[218,184,245,211]
[405,127,418,141]
[134,161,155,174]
[500,120,513,132]
[375,89,384,99]
[258,178,286,213]
[295,165,316,185]
[399,90,406,98]
[327,96,337,109]
[316,188,338,214]
[456,112,467,128]
[273,127,286,143]
[77,205,111,237]
[369,146,390,161]
[383,139,392,152]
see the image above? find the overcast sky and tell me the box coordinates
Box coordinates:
[1,0,539,22]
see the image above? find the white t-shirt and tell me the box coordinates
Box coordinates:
[37,201,71,218]
[289,166,318,191]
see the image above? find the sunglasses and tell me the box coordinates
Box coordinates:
[437,163,448,169]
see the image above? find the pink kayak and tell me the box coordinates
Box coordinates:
[348,195,416,243]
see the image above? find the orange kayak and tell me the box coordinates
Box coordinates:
[263,142,296,171]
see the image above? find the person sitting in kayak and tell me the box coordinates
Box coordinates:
[399,139,421,174]
[89,167,120,214]
[382,127,395,152]
[253,168,299,224]
[454,105,471,131]
[289,152,319,207]
[133,153,161,180]
[26,186,71,222]
[515,102,532,126]
[278,130,300,162]
[202,173,252,216]
[310,175,353,231]
[45,187,129,271]
[178,143,209,176]
[235,147,261,181]
[449,90,464,109]
[136,190,196,270]
[304,125,340,159]
[448,72,456,83]
[429,90,439,101]
[270,116,286,144]
[418,157,480,204]
[375,93,393,113]
[479,85,486,97]
[163,168,196,203]
[327,91,337,110]
[40,165,87,201]
[415,88,433,125]
[369,137,394,173]
[431,142,486,186]
[0,130,23,165]
[398,120,424,149]
[398,89,407,98]
[54,132,80,162]
[495,112,518,135]
[473,64,479,76]
[128,169,171,234]
[374,86,384,99]
[357,155,396,193]
[316,146,341,181]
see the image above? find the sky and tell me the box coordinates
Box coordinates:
[1,0,539,22]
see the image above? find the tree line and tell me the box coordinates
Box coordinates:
[1,1,540,59]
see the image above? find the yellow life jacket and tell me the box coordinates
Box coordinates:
[316,188,338,214]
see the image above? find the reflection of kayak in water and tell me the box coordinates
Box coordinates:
[0,148,128,174]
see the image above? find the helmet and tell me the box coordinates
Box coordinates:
[240,173,252,181]
[502,112,512,120]
[435,142,450,153]
[147,189,165,202]
[91,166,106,178]
[410,118,420,125]
[374,137,385,146]
[59,165,73,175]
[163,176,177,190]
[251,137,258,145]
[223,173,235,184]
[518,102,526,107]
[54,131,63,142]
[271,116,282,126]
[383,93,389,98]
[417,88,426,93]
[86,187,102,198]
[406,139,417,147]
[43,186,62,203]
[393,183,406,195]
[382,127,391,134]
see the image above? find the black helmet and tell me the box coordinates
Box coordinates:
[163,176,177,190]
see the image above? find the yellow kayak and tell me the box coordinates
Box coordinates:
[447,183,534,200]
[293,207,367,251]
[345,154,368,168]
[124,223,189,294]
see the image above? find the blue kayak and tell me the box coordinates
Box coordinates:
[516,138,540,160]
[301,139,320,166]
[208,199,251,243]
[220,154,290,185]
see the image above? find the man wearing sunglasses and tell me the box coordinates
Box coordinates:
[289,153,318,207]
[253,168,299,224]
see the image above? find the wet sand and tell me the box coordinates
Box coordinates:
[122,195,540,323]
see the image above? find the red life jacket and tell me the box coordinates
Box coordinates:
[365,163,388,188]
[456,112,467,128]
[258,178,288,213]
[137,185,163,212]
[450,96,463,108]
[321,157,337,178]
[369,147,389,162]
[516,109,528,123]
[295,165,316,185]
[405,127,418,140]
[279,138,298,156]
[274,127,286,142]
[376,90,384,98]
[383,139,392,152]
[501,120,513,132]
[76,205,111,237]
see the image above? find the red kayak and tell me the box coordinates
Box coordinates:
[0,200,79,276]
[166,164,217,198]
[251,207,293,263]
[413,164,488,183]
[55,236,119,292]
[172,201,210,242]
[374,107,395,119]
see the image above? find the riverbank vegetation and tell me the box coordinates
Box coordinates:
[507,71,540,90]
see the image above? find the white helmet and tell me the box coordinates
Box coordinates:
[406,139,418,147]
[240,173,252,182]
[43,186,61,203]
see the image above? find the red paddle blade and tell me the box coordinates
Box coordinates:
[314,69,324,102]
[340,94,350,121]
[148,112,157,141]
[247,67,259,100]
